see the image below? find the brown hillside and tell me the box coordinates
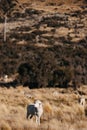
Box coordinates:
[0,0,87,88]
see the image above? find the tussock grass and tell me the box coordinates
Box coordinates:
[0,121,11,130]
[44,102,53,114]
[0,86,87,130]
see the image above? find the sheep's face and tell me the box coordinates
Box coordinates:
[34,100,42,108]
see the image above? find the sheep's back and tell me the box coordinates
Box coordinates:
[27,104,38,115]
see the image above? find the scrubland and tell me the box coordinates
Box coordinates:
[0,86,87,130]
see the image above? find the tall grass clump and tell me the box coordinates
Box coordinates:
[0,121,11,130]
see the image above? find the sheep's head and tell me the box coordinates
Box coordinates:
[34,100,42,108]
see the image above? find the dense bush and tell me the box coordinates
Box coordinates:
[0,42,87,89]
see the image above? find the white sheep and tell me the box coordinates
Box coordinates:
[26,100,43,125]
[4,75,8,82]
[79,96,86,107]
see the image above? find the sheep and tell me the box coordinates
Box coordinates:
[26,100,43,125]
[4,75,8,82]
[79,96,86,107]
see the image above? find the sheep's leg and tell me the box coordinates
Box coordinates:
[36,116,40,125]
[26,112,29,119]
[38,117,40,125]
[26,111,31,119]
[36,116,38,123]
[27,113,33,119]
[30,115,33,119]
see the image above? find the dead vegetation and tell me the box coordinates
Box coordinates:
[0,86,87,130]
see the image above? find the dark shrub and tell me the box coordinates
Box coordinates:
[53,67,74,87]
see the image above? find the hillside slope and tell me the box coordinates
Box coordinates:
[0,0,87,88]
[0,86,87,130]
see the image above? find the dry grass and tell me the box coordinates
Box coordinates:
[0,86,87,130]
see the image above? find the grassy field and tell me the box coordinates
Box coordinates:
[0,85,87,130]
